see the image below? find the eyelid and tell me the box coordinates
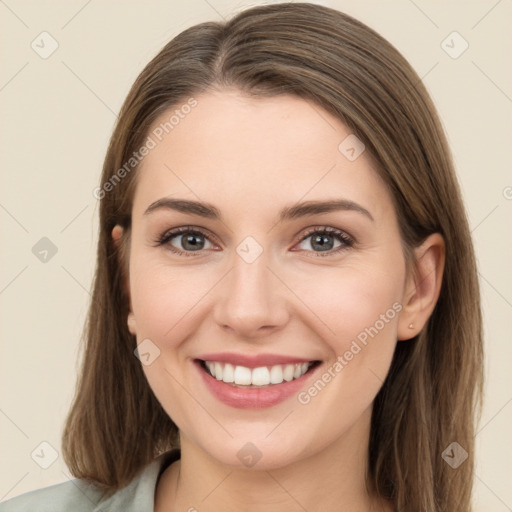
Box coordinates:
[156,225,355,256]
[156,225,221,247]
[297,225,354,243]
[291,225,355,256]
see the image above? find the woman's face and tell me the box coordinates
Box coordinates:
[126,89,409,468]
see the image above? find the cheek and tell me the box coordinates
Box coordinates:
[129,262,215,420]
[291,265,403,420]
[291,262,403,347]
[130,253,404,353]
[289,262,403,418]
[129,259,216,346]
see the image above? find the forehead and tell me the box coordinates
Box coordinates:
[132,89,393,224]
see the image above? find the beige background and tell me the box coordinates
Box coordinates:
[0,0,511,509]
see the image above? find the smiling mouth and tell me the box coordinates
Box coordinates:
[197,359,322,388]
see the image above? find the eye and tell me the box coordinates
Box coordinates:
[293,226,354,257]
[155,225,354,258]
[156,226,217,257]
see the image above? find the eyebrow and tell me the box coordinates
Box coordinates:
[143,198,374,222]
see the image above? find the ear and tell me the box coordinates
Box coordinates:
[127,311,137,336]
[111,224,137,336]
[397,233,445,341]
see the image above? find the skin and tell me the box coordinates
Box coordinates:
[115,89,445,512]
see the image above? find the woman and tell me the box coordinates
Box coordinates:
[0,2,483,511]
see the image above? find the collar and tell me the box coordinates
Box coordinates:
[93,449,181,512]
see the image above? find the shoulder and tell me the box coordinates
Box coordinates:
[0,478,104,512]
[0,449,181,512]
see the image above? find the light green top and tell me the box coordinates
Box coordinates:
[0,450,180,512]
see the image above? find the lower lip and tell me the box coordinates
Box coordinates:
[195,360,321,409]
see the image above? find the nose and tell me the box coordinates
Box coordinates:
[212,251,290,340]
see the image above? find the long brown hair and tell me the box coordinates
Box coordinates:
[61,3,483,510]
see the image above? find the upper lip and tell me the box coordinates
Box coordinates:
[196,352,320,368]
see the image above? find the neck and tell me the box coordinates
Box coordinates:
[155,406,391,512]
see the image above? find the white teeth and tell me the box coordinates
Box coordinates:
[222,363,235,383]
[214,362,223,381]
[204,361,314,386]
[234,365,252,385]
[251,367,270,386]
[283,364,295,382]
[269,365,283,384]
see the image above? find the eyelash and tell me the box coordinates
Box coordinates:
[154,225,355,258]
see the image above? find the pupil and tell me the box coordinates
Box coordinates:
[183,234,204,251]
[313,234,333,251]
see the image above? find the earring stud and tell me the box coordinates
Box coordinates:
[408,323,414,329]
